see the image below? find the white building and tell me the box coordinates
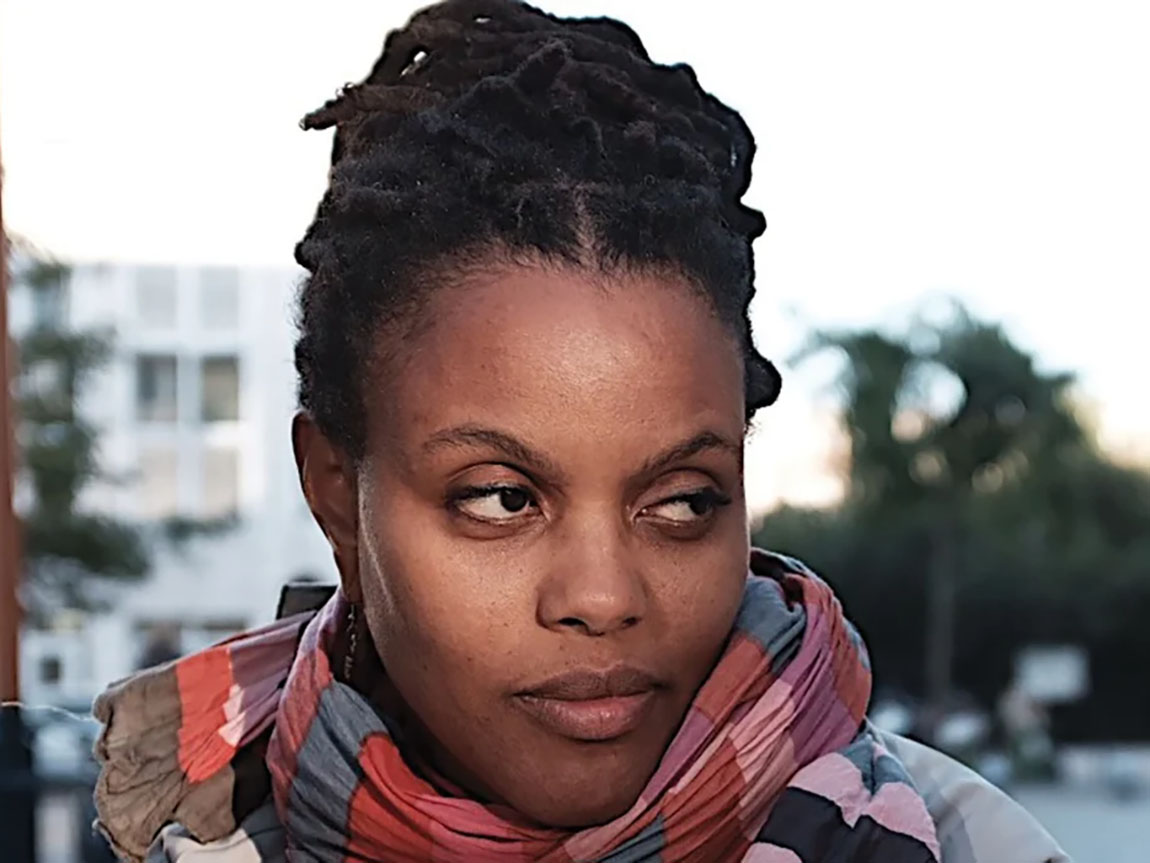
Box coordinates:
[9,260,335,709]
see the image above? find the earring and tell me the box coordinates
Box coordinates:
[343,602,359,683]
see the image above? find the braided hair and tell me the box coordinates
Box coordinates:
[294,0,781,460]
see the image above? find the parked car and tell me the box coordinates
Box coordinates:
[23,703,116,862]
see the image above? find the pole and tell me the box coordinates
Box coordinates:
[1,104,39,863]
[1,110,22,717]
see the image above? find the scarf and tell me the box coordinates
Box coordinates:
[93,551,940,862]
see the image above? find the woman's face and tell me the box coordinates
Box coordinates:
[299,261,749,828]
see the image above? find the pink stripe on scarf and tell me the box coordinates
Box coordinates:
[789,752,941,859]
[743,845,802,862]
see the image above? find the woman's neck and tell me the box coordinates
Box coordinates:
[341,631,504,807]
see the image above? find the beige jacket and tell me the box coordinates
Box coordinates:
[147,732,1070,863]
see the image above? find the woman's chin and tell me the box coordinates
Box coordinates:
[487,723,669,828]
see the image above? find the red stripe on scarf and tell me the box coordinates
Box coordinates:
[266,607,338,825]
[176,646,237,782]
[346,734,439,862]
[661,737,752,862]
[693,634,774,727]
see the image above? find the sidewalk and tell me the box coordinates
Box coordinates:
[1016,783,1150,863]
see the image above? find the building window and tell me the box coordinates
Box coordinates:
[199,267,240,329]
[31,280,68,330]
[135,266,178,328]
[201,356,239,422]
[202,446,239,518]
[39,656,62,685]
[136,354,178,422]
[139,446,180,519]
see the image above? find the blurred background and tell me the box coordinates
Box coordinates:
[1,1,1148,861]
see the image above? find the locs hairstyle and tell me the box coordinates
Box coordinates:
[293,0,781,459]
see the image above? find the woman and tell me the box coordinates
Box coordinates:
[92,1,1069,861]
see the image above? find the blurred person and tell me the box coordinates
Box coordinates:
[136,624,182,671]
[87,2,1068,860]
[998,682,1055,782]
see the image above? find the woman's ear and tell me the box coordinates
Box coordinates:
[292,412,363,604]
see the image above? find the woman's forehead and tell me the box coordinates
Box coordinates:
[365,263,746,455]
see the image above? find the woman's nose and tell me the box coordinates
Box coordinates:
[535,519,648,637]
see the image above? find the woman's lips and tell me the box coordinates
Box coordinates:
[514,691,655,741]
[512,665,662,742]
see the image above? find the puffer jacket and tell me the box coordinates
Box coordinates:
[146,731,1070,862]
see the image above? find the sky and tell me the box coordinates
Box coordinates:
[2,0,1149,513]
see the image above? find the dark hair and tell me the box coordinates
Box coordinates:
[294,0,781,460]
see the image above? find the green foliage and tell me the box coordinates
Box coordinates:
[22,421,99,512]
[756,305,1150,741]
[19,258,69,292]
[23,514,149,579]
[13,251,150,612]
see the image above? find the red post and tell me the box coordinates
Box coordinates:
[0,115,21,707]
[0,100,39,863]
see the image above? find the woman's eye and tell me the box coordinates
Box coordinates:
[453,486,538,522]
[644,489,731,523]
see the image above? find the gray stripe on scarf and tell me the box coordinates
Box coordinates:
[735,575,806,674]
[284,682,390,861]
[595,815,665,863]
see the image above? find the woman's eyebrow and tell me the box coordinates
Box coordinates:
[423,425,565,479]
[638,431,743,476]
[423,426,741,479]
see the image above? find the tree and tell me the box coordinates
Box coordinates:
[756,304,1150,741]
[12,247,148,617]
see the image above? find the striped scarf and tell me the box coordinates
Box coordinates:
[94,551,940,862]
